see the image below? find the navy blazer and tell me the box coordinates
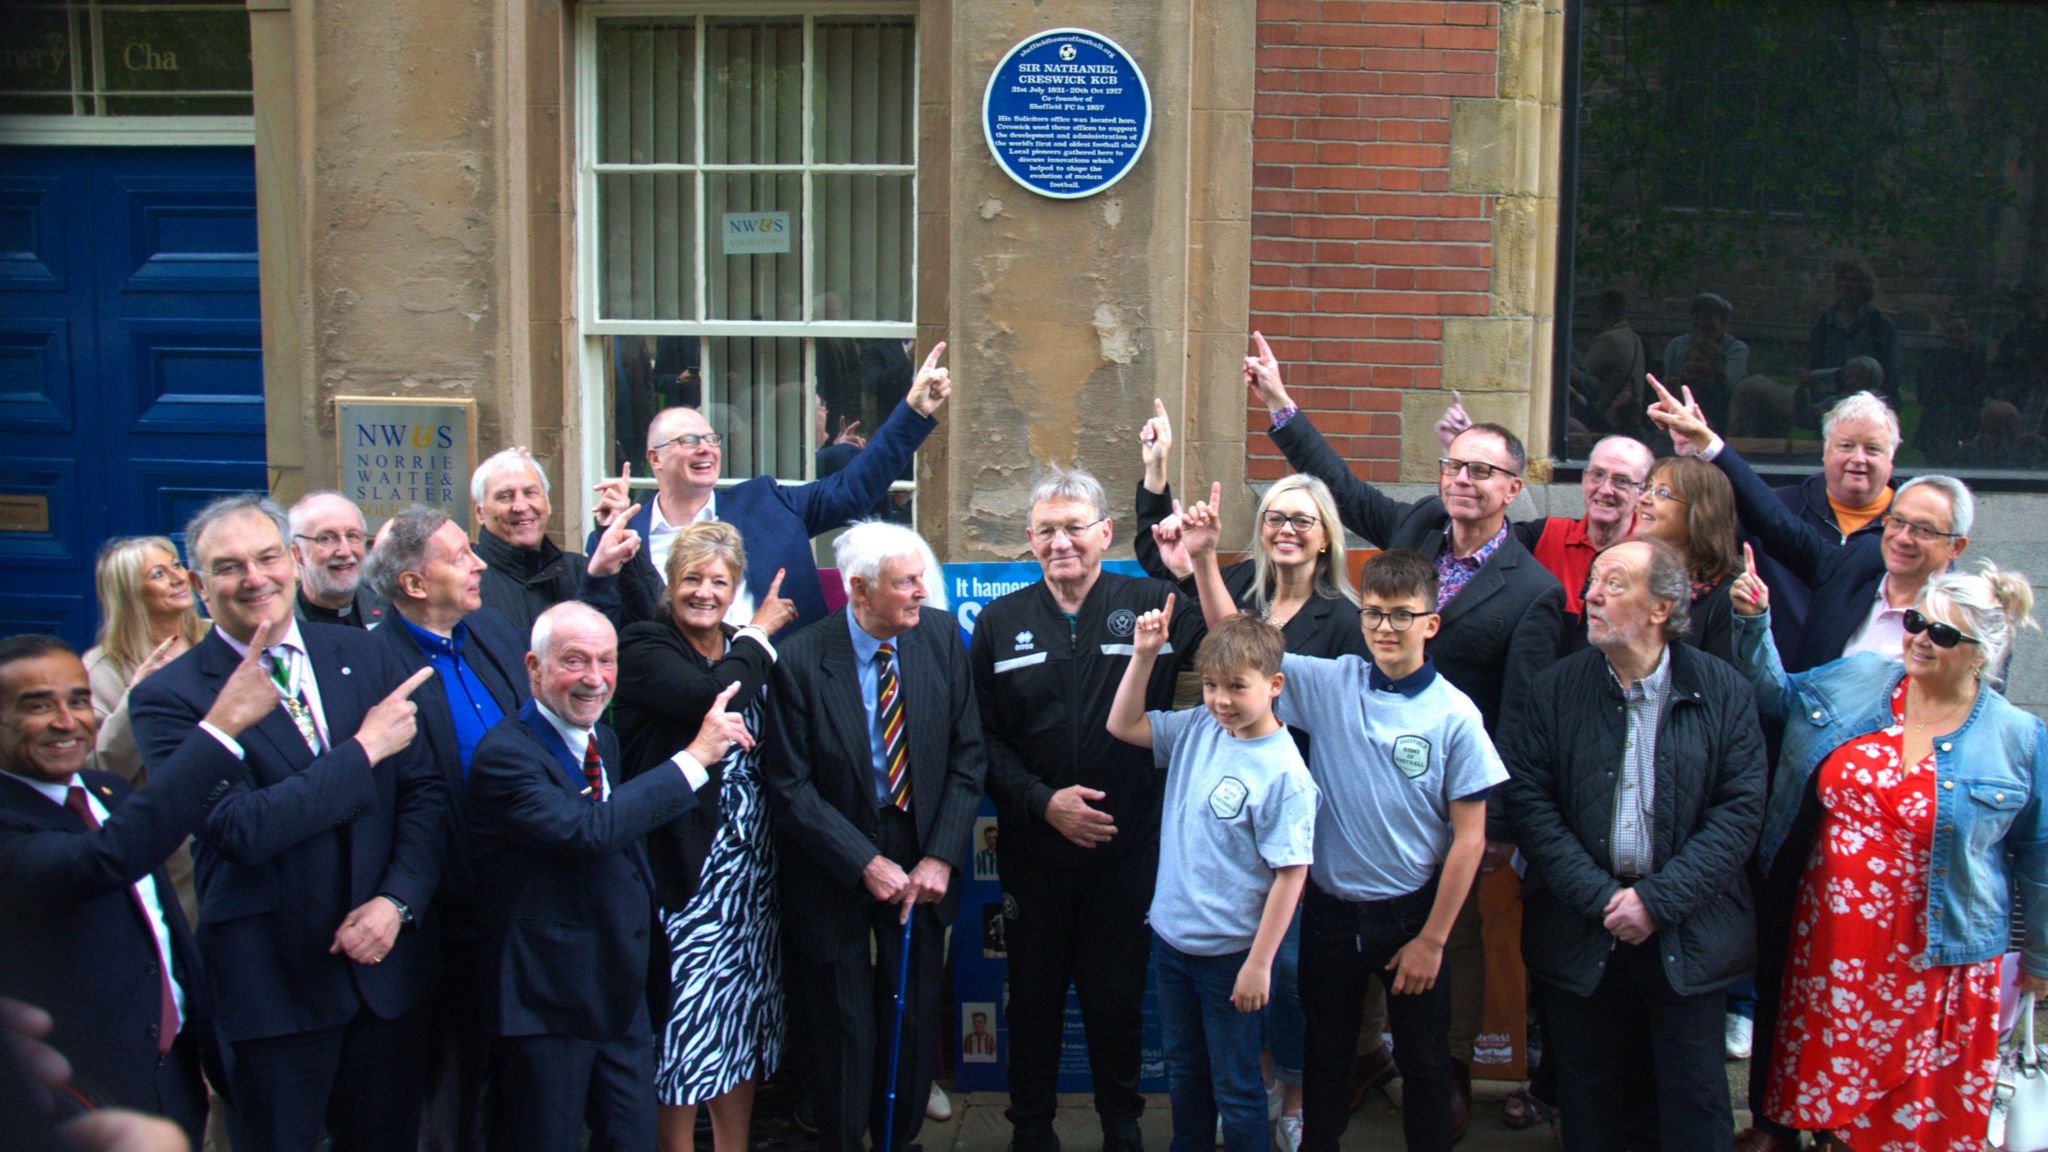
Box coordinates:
[0,733,239,1110]
[1269,412,1566,737]
[763,606,987,964]
[1711,444,1886,673]
[603,399,937,629]
[372,607,529,928]
[465,702,705,1040]
[128,625,450,1043]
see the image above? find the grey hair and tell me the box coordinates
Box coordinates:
[833,520,948,610]
[1894,474,1975,538]
[185,493,290,569]
[287,490,366,538]
[363,504,452,603]
[1638,537,1692,644]
[1919,561,2039,681]
[530,600,612,662]
[470,448,551,507]
[1820,390,1902,459]
[1027,464,1110,523]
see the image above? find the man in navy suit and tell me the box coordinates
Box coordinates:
[0,629,280,1144]
[764,520,987,1152]
[365,504,531,1152]
[593,341,955,629]
[466,600,749,1152]
[129,493,448,1152]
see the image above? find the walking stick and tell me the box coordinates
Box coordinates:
[881,906,917,1152]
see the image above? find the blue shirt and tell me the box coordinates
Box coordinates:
[401,617,506,776]
[847,607,898,806]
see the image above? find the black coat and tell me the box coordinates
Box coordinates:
[614,620,777,910]
[474,526,649,637]
[1501,643,1766,997]
[763,607,986,963]
[465,702,705,1040]
[1268,412,1565,737]
[0,739,237,1112]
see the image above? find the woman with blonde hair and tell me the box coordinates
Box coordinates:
[1733,558,2047,1152]
[613,521,799,1152]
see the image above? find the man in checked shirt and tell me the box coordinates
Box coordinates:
[1500,539,1766,1152]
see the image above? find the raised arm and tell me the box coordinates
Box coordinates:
[785,342,947,534]
[1106,594,1173,749]
[1248,332,1407,545]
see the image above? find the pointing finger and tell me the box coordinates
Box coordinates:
[1646,372,1677,407]
[621,461,633,481]
[1209,481,1222,509]
[614,504,643,534]
[921,341,947,373]
[1161,592,1175,624]
[711,681,743,713]
[1452,389,1464,408]
[387,667,436,702]
[1154,397,1168,421]
[1252,330,1275,361]
[767,568,786,599]
[1743,542,1756,576]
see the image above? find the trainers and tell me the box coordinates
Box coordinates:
[1267,1081,1284,1122]
[1215,1117,1225,1148]
[1275,1115,1304,1152]
[927,1082,953,1122]
[1725,1013,1755,1061]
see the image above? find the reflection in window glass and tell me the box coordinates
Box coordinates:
[598,20,695,165]
[0,2,251,118]
[813,17,916,166]
[1561,1,2048,475]
[706,171,803,322]
[707,18,802,166]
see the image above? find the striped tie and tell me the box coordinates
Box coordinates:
[876,643,911,812]
[582,739,605,803]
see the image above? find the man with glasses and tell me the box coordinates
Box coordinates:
[596,342,955,631]
[128,493,447,1151]
[1437,394,1654,633]
[1247,333,1565,1131]
[970,465,1206,1152]
[290,491,389,629]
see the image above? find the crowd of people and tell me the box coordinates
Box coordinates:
[2,330,2045,1152]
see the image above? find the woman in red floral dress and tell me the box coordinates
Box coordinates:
[1730,555,2048,1152]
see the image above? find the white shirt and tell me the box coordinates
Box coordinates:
[650,489,756,625]
[534,701,710,795]
[203,618,332,759]
[1843,576,1910,661]
[4,772,187,1027]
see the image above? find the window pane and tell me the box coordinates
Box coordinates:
[1561,0,2048,475]
[102,94,252,115]
[706,171,801,321]
[605,335,703,473]
[813,17,916,166]
[0,11,74,110]
[814,174,914,322]
[706,18,802,166]
[817,336,915,452]
[99,9,251,97]
[598,20,695,165]
[598,172,696,320]
[703,335,806,481]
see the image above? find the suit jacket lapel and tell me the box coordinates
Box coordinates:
[817,620,879,817]
[901,624,946,821]
[197,630,314,773]
[1439,557,1505,628]
[518,700,588,796]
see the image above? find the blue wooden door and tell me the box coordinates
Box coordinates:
[0,146,264,646]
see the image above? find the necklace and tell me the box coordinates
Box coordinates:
[1906,679,1972,734]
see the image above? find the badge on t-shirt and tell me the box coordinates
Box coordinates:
[1208,777,1249,820]
[1392,735,1432,779]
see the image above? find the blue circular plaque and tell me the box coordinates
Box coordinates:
[982,28,1153,200]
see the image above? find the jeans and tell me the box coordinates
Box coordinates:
[1263,908,1305,1085]
[1299,880,1454,1152]
[1154,935,1269,1152]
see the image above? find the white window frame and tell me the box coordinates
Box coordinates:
[572,2,921,516]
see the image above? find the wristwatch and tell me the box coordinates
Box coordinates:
[379,894,415,925]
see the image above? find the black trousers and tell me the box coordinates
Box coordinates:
[226,1002,426,1152]
[155,1029,209,1150]
[790,806,941,1152]
[1299,880,1454,1152]
[488,1030,656,1152]
[998,839,1157,1136]
[421,931,490,1152]
[1542,944,1730,1152]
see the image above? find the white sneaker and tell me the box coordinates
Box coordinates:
[1266,1080,1284,1122]
[1275,1115,1303,1152]
[1725,1013,1754,1061]
[927,1082,953,1121]
[1216,1117,1226,1147]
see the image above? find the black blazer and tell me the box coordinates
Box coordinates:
[0,737,238,1111]
[764,606,987,963]
[614,619,777,909]
[1132,482,1368,660]
[465,702,705,1040]
[128,625,450,1043]
[1711,444,1888,673]
[372,607,529,928]
[1270,413,1566,736]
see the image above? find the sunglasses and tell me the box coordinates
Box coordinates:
[1903,608,1980,649]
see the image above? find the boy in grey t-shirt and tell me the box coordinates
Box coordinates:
[1108,603,1317,1152]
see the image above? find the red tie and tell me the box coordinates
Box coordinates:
[583,739,605,803]
[65,785,178,1054]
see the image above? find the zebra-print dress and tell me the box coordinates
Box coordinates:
[653,690,785,1105]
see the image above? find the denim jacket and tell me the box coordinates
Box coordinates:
[1733,611,2048,974]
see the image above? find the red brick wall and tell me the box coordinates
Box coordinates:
[1248,0,1500,482]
